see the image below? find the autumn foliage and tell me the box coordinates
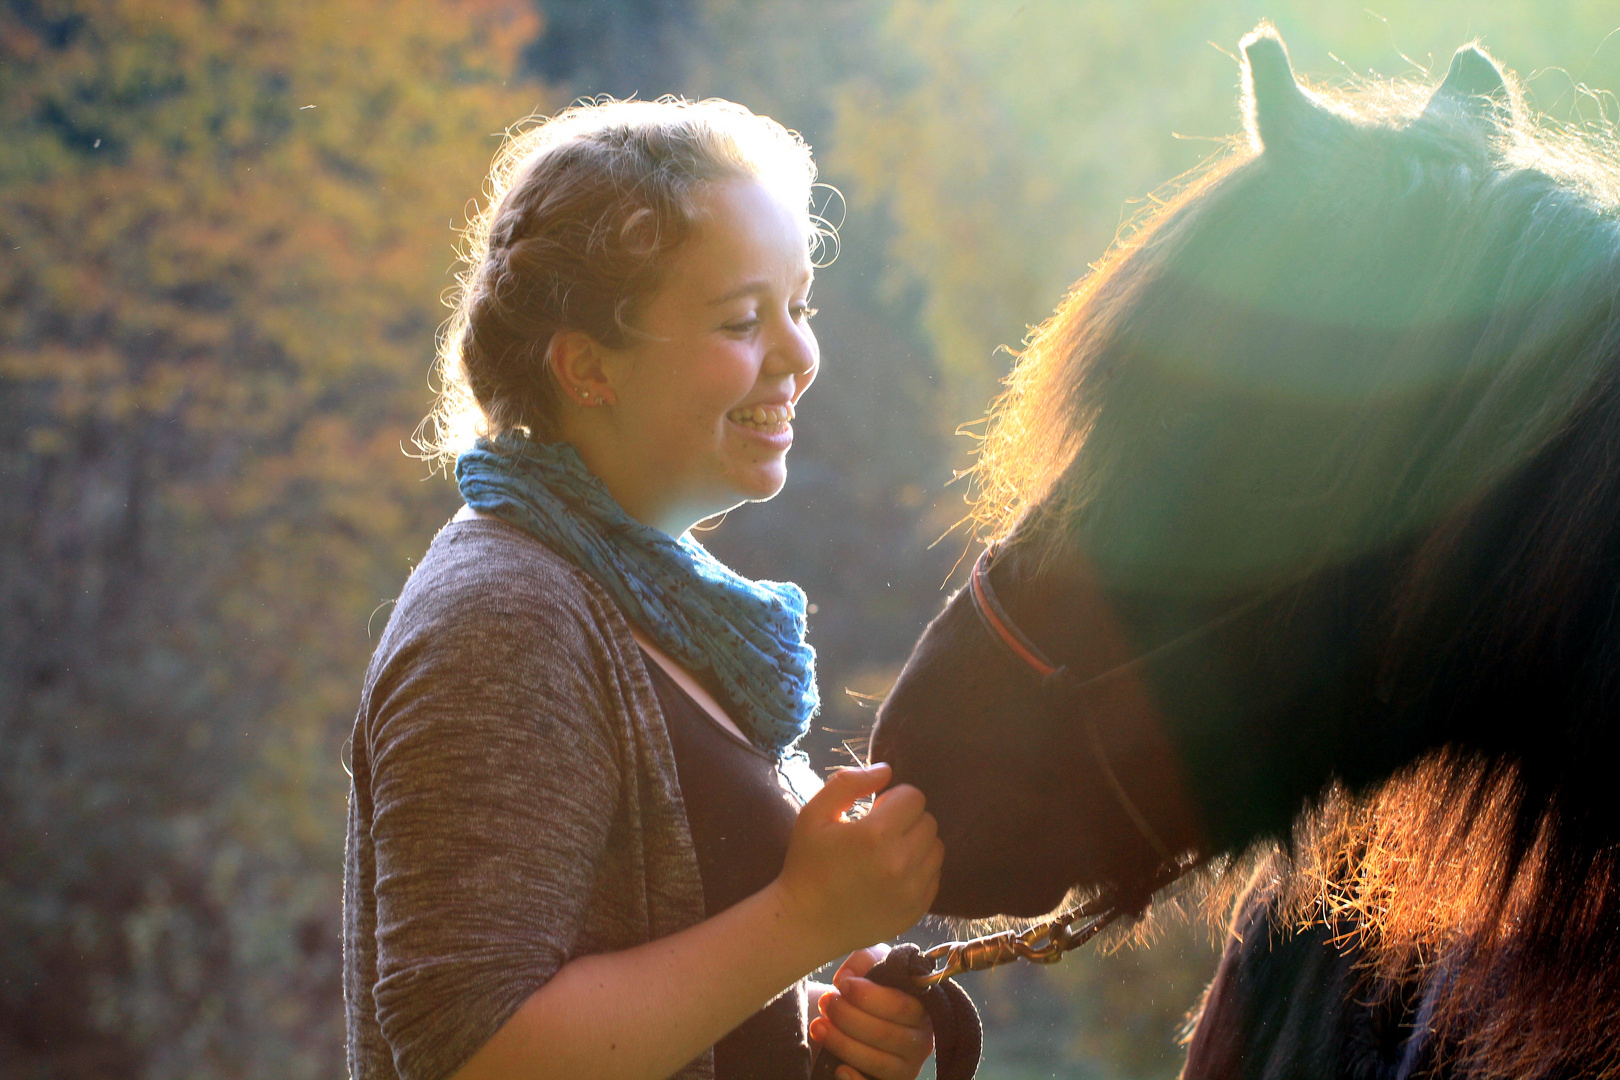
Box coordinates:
[7,1,1620,1077]
[0,1,542,1074]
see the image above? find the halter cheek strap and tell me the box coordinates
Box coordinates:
[969,548,1060,677]
[969,546,1174,863]
[849,545,1234,1012]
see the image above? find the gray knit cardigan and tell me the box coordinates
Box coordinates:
[344,517,712,1080]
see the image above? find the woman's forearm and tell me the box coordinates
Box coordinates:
[448,763,941,1080]
[449,879,838,1080]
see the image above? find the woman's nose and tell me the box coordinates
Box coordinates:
[770,317,819,379]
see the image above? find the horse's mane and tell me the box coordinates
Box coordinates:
[976,34,1620,565]
[975,28,1620,1078]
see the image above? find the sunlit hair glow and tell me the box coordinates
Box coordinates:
[419,97,831,468]
[976,26,1620,1076]
[973,36,1620,555]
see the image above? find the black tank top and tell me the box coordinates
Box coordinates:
[642,655,811,1080]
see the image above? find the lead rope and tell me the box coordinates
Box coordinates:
[809,944,982,1080]
[805,855,1202,1080]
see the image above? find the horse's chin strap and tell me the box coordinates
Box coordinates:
[1045,670,1175,863]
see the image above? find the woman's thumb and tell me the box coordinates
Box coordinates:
[804,763,892,822]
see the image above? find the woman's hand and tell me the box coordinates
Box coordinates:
[810,944,934,1080]
[772,763,944,960]
[448,763,940,1080]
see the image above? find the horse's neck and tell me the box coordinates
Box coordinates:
[1149,552,1426,851]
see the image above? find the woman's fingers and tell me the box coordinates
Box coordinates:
[803,764,892,824]
[831,944,886,982]
[809,1015,921,1080]
[776,763,942,952]
[920,832,945,879]
[863,782,927,834]
[823,978,930,1030]
[813,969,934,1080]
[818,999,932,1062]
[901,806,938,844]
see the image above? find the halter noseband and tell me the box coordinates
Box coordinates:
[969,546,1061,678]
[968,545,1173,862]
[884,546,1191,995]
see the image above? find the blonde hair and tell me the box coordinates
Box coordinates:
[419,97,826,469]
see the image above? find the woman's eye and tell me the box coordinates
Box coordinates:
[794,306,818,322]
[723,318,761,335]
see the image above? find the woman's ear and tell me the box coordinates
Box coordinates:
[547,330,619,407]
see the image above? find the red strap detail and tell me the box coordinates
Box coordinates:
[970,550,1059,678]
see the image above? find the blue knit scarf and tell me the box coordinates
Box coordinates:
[456,435,818,757]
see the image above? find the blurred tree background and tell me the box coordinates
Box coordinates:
[3,1,1618,1078]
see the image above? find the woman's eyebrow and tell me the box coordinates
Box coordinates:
[707,280,770,306]
[707,272,814,307]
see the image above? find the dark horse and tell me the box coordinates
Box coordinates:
[871,26,1620,1080]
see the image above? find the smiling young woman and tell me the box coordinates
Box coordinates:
[343,100,943,1080]
[546,175,820,535]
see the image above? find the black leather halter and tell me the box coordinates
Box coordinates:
[968,545,1174,860]
[827,543,1250,1042]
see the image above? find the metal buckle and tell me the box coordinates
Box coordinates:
[903,857,1205,990]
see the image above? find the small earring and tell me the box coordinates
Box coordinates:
[594,395,606,405]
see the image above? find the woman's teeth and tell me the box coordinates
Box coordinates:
[726,402,795,432]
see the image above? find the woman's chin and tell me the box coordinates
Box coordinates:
[724,464,789,504]
[682,473,787,532]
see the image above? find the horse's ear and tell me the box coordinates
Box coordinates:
[1423,44,1509,119]
[1241,24,1312,151]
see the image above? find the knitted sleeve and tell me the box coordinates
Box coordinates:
[358,526,627,1080]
